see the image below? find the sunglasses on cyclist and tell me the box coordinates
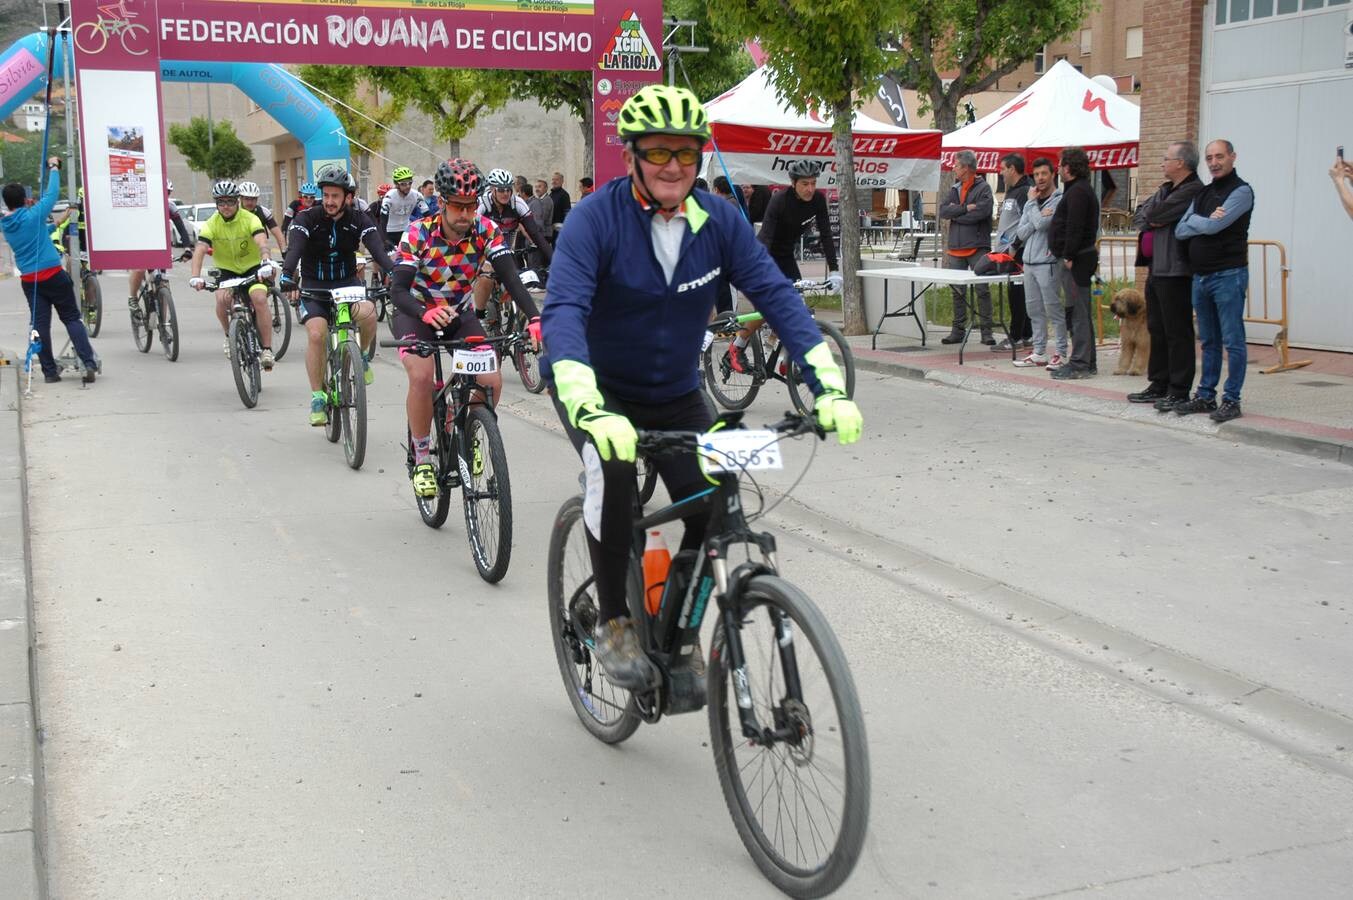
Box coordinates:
[633,146,702,166]
[440,197,478,212]
[215,198,238,206]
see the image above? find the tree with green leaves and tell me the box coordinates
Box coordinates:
[707,0,905,334]
[887,1,1094,135]
[363,68,513,159]
[166,117,254,180]
[298,65,406,197]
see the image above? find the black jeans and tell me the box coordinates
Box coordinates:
[23,271,97,377]
[1145,274,1195,398]
[1059,266,1096,372]
[1007,283,1031,342]
[552,388,715,623]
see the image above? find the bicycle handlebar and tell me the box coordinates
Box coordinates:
[378,333,513,358]
[637,412,823,455]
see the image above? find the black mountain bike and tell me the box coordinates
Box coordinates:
[481,250,546,394]
[79,254,103,338]
[129,268,179,361]
[547,412,870,898]
[266,285,293,361]
[379,331,514,583]
[206,271,268,409]
[703,279,855,415]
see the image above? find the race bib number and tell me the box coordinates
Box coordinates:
[452,348,498,375]
[331,286,366,304]
[697,429,782,473]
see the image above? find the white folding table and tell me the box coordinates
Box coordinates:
[858,264,1024,364]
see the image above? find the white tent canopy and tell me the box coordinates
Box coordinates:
[942,60,1140,172]
[703,67,941,190]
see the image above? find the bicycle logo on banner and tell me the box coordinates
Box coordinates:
[74,1,150,57]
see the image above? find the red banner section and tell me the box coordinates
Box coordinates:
[940,143,1139,172]
[712,123,941,160]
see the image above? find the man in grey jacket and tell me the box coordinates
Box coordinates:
[1128,141,1204,410]
[1013,157,1066,367]
[938,149,995,344]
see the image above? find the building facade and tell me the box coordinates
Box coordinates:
[1141,0,1353,350]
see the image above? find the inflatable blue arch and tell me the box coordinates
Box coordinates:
[0,32,348,178]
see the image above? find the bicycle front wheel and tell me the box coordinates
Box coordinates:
[787,320,856,416]
[702,330,763,410]
[323,348,342,444]
[547,495,641,743]
[130,291,152,353]
[414,418,452,528]
[229,319,260,408]
[708,575,870,898]
[83,273,103,338]
[270,289,293,361]
[460,405,512,583]
[339,340,367,470]
[158,286,179,362]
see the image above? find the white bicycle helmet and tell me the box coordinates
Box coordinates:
[237,181,261,198]
[485,168,513,189]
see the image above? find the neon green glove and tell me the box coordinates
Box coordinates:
[803,342,847,395]
[815,393,863,444]
[553,360,638,462]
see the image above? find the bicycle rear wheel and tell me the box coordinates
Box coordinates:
[636,455,659,506]
[702,330,763,410]
[460,405,512,583]
[229,318,260,408]
[130,290,152,353]
[338,339,367,470]
[786,320,856,416]
[547,495,641,743]
[83,273,103,337]
[708,575,870,898]
[270,288,293,361]
[158,286,179,362]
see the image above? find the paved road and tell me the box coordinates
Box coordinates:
[5,277,1353,898]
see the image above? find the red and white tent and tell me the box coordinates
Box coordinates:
[703,67,941,190]
[942,60,1139,172]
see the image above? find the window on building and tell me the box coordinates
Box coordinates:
[1034,44,1046,74]
[1080,29,1093,56]
[1216,0,1339,23]
[1125,26,1143,59]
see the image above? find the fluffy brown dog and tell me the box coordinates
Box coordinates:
[1110,288,1150,376]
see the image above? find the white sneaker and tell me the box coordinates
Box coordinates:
[1013,352,1048,368]
[1046,354,1065,370]
[261,349,275,371]
[222,338,231,359]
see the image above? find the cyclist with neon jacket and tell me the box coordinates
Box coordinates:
[471,167,553,320]
[389,158,541,499]
[541,85,862,689]
[379,166,429,251]
[279,164,397,426]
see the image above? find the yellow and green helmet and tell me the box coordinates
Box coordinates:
[617,85,710,143]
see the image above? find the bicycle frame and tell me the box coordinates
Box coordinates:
[625,447,806,742]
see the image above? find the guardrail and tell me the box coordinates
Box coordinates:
[1092,236,1310,373]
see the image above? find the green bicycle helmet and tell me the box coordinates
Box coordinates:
[391,166,414,182]
[617,85,710,143]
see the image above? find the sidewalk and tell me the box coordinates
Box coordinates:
[0,364,45,900]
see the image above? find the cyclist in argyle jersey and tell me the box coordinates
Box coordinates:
[471,167,553,321]
[237,181,287,255]
[390,158,541,499]
[280,164,397,427]
[380,166,429,252]
[541,84,862,689]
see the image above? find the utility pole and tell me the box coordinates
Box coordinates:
[662,18,707,88]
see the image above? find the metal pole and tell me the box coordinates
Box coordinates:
[61,29,76,204]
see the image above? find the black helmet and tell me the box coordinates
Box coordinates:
[787,160,822,181]
[315,163,353,193]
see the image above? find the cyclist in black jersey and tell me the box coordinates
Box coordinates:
[237,181,287,255]
[280,164,397,427]
[127,191,193,314]
[725,160,843,373]
[472,167,552,321]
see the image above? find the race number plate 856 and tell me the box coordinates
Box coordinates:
[697,429,783,473]
[452,348,498,375]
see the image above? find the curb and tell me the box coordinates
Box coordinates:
[0,364,47,900]
[850,348,1353,465]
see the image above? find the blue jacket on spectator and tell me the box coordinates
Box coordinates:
[1,169,63,276]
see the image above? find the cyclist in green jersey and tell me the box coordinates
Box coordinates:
[188,180,278,368]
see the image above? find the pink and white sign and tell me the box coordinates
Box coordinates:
[0,47,44,110]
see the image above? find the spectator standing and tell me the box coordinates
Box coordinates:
[740,182,771,224]
[992,154,1032,352]
[419,179,439,217]
[534,179,554,241]
[938,149,995,345]
[1048,146,1100,379]
[1174,139,1254,422]
[1013,157,1066,368]
[522,177,549,269]
[578,176,594,198]
[1127,140,1204,410]
[549,171,571,238]
[1,158,99,383]
[1331,154,1353,220]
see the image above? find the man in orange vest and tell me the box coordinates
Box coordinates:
[938,149,995,344]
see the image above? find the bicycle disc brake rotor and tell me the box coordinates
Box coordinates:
[777,698,815,766]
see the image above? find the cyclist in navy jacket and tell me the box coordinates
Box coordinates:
[541,84,862,689]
